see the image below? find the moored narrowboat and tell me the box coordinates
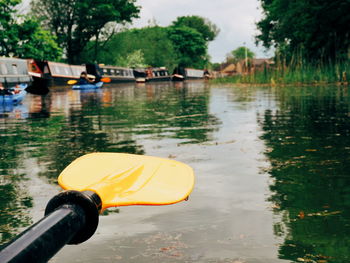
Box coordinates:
[28,60,86,86]
[0,57,32,88]
[133,68,147,83]
[86,64,135,83]
[145,67,171,82]
[172,67,205,81]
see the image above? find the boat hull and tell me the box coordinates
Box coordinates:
[72,82,103,90]
[0,84,27,105]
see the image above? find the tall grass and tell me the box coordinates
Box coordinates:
[213,60,349,85]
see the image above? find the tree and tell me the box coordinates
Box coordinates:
[118,49,146,68]
[172,15,219,42]
[167,26,207,68]
[0,0,61,60]
[16,17,62,60]
[256,0,350,62]
[0,0,22,56]
[81,26,179,70]
[231,46,255,61]
[31,0,140,64]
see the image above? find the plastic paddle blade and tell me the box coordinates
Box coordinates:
[67,80,78,85]
[58,153,194,210]
[101,77,111,83]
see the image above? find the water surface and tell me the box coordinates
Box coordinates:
[0,82,349,262]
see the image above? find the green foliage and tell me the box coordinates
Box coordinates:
[256,0,350,63]
[16,17,62,60]
[230,46,255,61]
[213,61,349,85]
[172,15,219,42]
[82,15,218,69]
[0,0,61,60]
[31,0,140,63]
[82,26,178,69]
[0,0,22,55]
[118,49,146,68]
[167,26,207,68]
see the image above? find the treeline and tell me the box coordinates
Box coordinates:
[0,0,218,72]
[256,0,349,64]
[81,16,219,71]
[215,0,350,85]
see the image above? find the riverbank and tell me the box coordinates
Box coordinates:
[212,62,349,86]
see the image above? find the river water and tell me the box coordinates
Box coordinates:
[0,81,349,262]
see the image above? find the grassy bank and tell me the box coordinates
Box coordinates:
[212,62,349,86]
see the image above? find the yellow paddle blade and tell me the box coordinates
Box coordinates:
[58,153,194,211]
[67,80,78,85]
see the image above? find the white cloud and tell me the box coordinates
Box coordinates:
[133,0,273,62]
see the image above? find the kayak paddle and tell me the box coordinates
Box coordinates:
[67,77,111,85]
[100,77,111,83]
[0,153,194,263]
[67,79,78,85]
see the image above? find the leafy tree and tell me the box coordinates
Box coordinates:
[172,15,219,42]
[0,0,61,60]
[0,0,19,55]
[16,17,62,60]
[31,0,140,63]
[82,26,178,70]
[167,26,207,68]
[256,0,350,62]
[231,46,255,61]
[118,49,146,68]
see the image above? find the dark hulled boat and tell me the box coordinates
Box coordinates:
[145,67,171,82]
[86,64,135,83]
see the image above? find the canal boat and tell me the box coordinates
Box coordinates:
[145,67,171,82]
[28,60,86,86]
[172,67,205,81]
[72,81,104,90]
[86,64,135,83]
[0,83,27,105]
[0,57,32,87]
[133,68,147,83]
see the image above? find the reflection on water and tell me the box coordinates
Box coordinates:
[1,82,349,263]
[258,86,350,262]
[0,81,219,245]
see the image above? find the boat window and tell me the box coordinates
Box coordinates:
[103,68,108,73]
[0,63,7,74]
[12,64,18,75]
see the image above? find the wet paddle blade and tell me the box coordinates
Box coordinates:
[67,80,78,85]
[58,153,194,210]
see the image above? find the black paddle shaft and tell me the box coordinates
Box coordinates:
[0,190,102,263]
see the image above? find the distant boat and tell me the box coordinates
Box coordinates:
[72,82,103,90]
[145,67,171,82]
[0,57,32,87]
[133,67,171,82]
[86,64,135,83]
[172,67,205,81]
[28,60,85,86]
[133,68,147,83]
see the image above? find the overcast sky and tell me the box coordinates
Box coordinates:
[21,0,272,62]
[133,0,272,62]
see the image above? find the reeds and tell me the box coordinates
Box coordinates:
[213,57,349,86]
